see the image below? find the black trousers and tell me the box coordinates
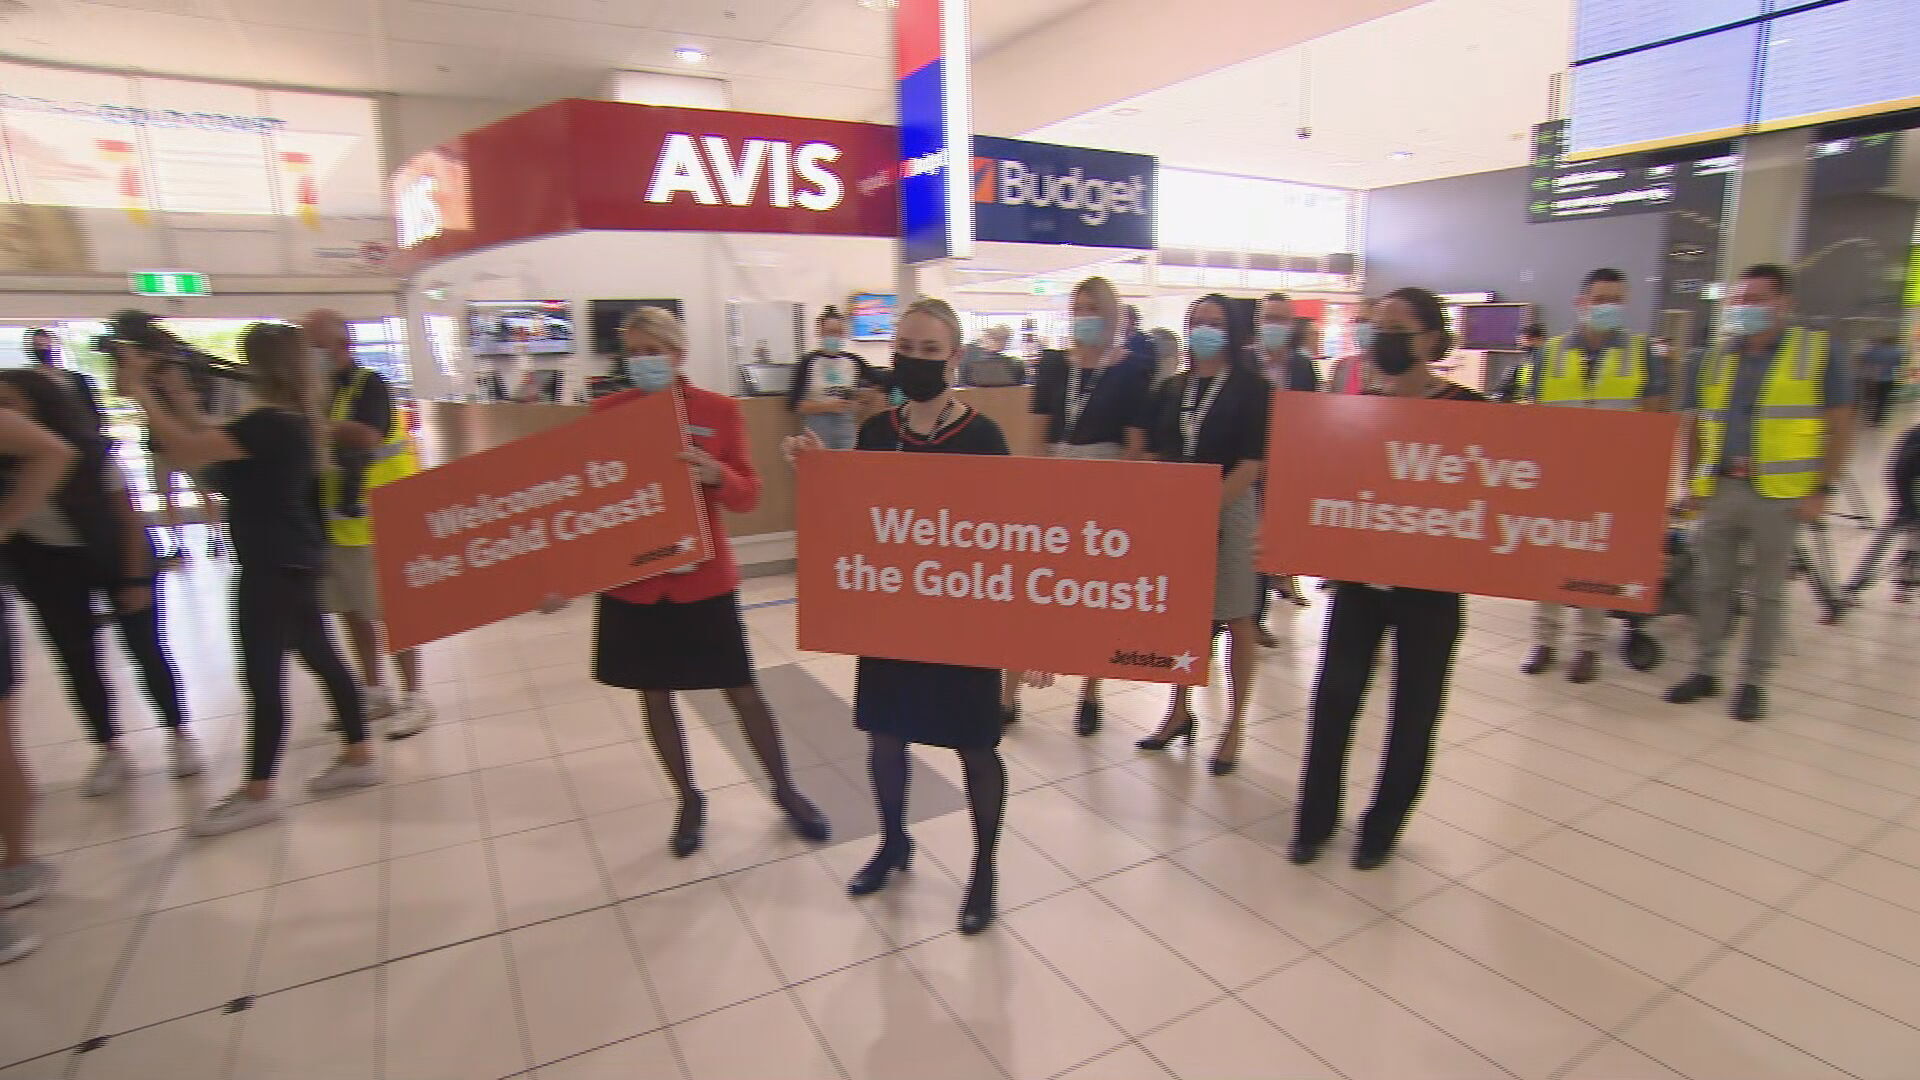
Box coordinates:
[9,539,187,744]
[235,567,365,782]
[1862,380,1894,428]
[1296,583,1464,852]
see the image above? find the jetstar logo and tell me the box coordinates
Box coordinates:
[644,133,845,212]
[972,155,1150,227]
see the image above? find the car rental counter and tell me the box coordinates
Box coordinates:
[413,387,1040,565]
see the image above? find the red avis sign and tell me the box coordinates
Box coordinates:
[391,99,896,271]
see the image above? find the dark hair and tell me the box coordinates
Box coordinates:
[1522,322,1547,339]
[1384,286,1456,358]
[817,305,844,329]
[1188,292,1252,366]
[1582,267,1625,290]
[0,368,112,507]
[1263,292,1291,305]
[1742,263,1793,294]
[27,327,53,341]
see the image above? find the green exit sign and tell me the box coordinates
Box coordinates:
[129,271,211,298]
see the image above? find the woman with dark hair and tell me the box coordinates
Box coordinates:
[0,369,202,797]
[785,297,1018,935]
[1291,286,1487,871]
[1136,293,1270,775]
[116,321,375,837]
[788,306,879,451]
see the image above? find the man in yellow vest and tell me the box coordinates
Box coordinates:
[1666,265,1854,722]
[1522,268,1667,684]
[303,310,433,738]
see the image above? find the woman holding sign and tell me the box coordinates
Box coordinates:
[785,297,1014,936]
[1290,287,1486,871]
[1136,294,1270,775]
[571,307,828,858]
[1003,276,1154,736]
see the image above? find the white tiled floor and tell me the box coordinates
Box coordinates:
[4,423,1919,1080]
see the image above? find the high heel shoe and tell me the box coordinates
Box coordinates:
[848,838,913,896]
[669,792,706,858]
[777,790,830,843]
[1208,732,1242,776]
[1135,715,1197,752]
[1075,697,1102,737]
[959,868,996,935]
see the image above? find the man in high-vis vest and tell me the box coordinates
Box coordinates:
[303,310,434,739]
[1522,268,1667,684]
[1665,265,1854,722]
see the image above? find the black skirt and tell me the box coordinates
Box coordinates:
[593,591,753,691]
[855,657,1002,750]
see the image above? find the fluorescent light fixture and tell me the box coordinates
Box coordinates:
[1111,106,1141,117]
[1389,150,1414,160]
[858,0,898,9]
[675,46,707,64]
[943,0,974,260]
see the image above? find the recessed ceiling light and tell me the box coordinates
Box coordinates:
[1389,150,1414,160]
[858,0,897,10]
[675,46,707,64]
[1111,107,1141,117]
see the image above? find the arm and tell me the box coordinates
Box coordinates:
[1222,459,1264,505]
[0,411,73,540]
[1123,426,1149,461]
[123,358,246,471]
[332,371,390,452]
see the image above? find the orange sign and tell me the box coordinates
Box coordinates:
[797,453,1221,684]
[1259,393,1680,612]
[372,393,711,651]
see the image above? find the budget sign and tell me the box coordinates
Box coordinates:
[371,393,711,651]
[1259,393,1679,611]
[796,453,1220,684]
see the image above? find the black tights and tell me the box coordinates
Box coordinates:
[869,733,1005,875]
[638,685,800,803]
[9,539,189,744]
[237,568,365,782]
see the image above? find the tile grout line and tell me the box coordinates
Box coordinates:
[460,677,539,1080]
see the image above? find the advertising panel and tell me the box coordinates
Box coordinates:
[897,0,972,265]
[971,135,1155,250]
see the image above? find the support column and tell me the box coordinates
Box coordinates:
[1720,128,1814,278]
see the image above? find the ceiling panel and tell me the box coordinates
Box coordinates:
[217,0,377,36]
[767,0,890,56]
[971,0,1103,54]
[389,1,538,50]
[647,0,813,41]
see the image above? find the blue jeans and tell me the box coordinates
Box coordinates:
[804,411,858,450]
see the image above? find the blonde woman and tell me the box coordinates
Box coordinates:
[117,321,375,837]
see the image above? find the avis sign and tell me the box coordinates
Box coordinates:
[972,135,1155,250]
[644,134,846,212]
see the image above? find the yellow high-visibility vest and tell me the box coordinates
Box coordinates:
[322,367,417,547]
[1538,333,1649,410]
[1692,327,1828,500]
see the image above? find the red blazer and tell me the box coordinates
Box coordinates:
[596,382,758,605]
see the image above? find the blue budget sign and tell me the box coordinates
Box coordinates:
[970,136,1156,250]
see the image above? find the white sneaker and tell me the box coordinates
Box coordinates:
[363,684,397,721]
[385,693,434,741]
[168,733,205,779]
[82,749,130,797]
[0,860,56,909]
[0,918,38,965]
[307,757,383,795]
[189,791,282,838]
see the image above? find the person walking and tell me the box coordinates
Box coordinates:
[1291,287,1488,871]
[1135,294,1270,776]
[1521,269,1667,684]
[1327,301,1376,397]
[24,328,107,436]
[1857,335,1905,429]
[1005,276,1154,735]
[0,370,204,795]
[1251,293,1320,645]
[0,403,78,962]
[785,297,1014,935]
[303,310,434,738]
[1666,264,1854,722]
[551,307,827,857]
[116,321,378,837]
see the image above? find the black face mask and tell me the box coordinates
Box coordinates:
[891,353,948,403]
[1371,331,1418,377]
[27,345,53,365]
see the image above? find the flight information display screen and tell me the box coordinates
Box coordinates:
[1573,0,1764,63]
[1568,25,1760,158]
[1758,0,1920,132]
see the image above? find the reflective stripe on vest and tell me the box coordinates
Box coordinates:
[1692,327,1828,500]
[1538,333,1648,411]
[323,367,418,547]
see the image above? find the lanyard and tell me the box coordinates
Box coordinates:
[896,400,959,447]
[1180,374,1226,461]
[1064,366,1104,440]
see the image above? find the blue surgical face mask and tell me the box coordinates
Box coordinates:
[1584,303,1625,333]
[625,354,674,392]
[1352,323,1375,350]
[1188,325,1227,361]
[1726,304,1772,336]
[1259,322,1293,351]
[820,336,844,353]
[1072,315,1108,349]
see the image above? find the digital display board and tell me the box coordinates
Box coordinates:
[1528,120,1738,222]
[1568,24,1760,159]
[1573,0,1764,63]
[1758,0,1920,132]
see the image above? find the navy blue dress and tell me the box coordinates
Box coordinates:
[852,405,1009,750]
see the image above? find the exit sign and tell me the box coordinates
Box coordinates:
[129,271,211,298]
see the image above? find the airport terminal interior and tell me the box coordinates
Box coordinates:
[0,0,1918,1078]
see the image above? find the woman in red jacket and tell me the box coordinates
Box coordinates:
[565,307,826,857]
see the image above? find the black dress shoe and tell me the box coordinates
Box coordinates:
[1664,673,1721,705]
[1207,754,1238,777]
[1352,845,1393,871]
[1567,651,1599,685]
[1731,684,1767,722]
[848,839,913,896]
[778,791,830,843]
[1521,646,1556,676]
[1288,839,1325,865]
[1075,698,1102,737]
[959,869,996,935]
[670,793,706,858]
